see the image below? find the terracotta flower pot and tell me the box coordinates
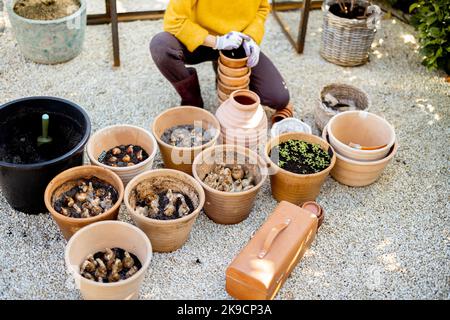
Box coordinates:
[328,110,396,161]
[215,90,268,150]
[124,169,205,252]
[217,80,249,95]
[264,132,336,204]
[322,125,398,187]
[192,145,267,224]
[271,103,294,124]
[65,221,152,300]
[152,106,221,175]
[217,88,229,102]
[218,68,251,87]
[218,60,250,77]
[219,51,248,68]
[86,124,158,185]
[44,165,124,240]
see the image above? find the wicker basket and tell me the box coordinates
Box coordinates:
[320,0,380,66]
[315,83,369,131]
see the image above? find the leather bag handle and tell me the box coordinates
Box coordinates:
[258,218,291,259]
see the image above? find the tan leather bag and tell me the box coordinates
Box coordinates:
[225,201,318,300]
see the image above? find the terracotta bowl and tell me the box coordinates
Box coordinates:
[218,68,251,87]
[86,124,158,185]
[328,111,396,161]
[192,144,267,224]
[219,51,248,68]
[217,80,249,95]
[65,221,152,300]
[218,60,250,77]
[124,169,205,252]
[217,88,229,101]
[323,124,398,187]
[152,106,221,175]
[264,132,336,204]
[44,165,124,240]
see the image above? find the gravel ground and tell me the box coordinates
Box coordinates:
[0,1,449,300]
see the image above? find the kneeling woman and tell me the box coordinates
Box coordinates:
[150,0,290,110]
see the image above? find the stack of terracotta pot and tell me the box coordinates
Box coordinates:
[323,110,397,187]
[217,52,251,103]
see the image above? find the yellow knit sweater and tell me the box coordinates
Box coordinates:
[164,0,270,52]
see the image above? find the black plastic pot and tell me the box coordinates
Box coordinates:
[0,97,91,214]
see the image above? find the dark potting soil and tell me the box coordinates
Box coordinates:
[161,124,215,148]
[98,144,149,167]
[14,0,80,20]
[222,44,247,59]
[81,248,142,283]
[0,112,83,165]
[53,177,118,218]
[135,190,195,221]
[329,3,367,19]
[270,139,331,174]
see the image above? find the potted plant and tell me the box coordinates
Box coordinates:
[44,165,124,239]
[86,124,158,185]
[265,132,336,204]
[152,106,220,175]
[192,144,267,224]
[65,221,152,300]
[0,96,91,214]
[6,0,87,64]
[320,0,382,66]
[124,169,205,252]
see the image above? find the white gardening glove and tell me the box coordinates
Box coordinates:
[239,34,261,68]
[214,31,243,51]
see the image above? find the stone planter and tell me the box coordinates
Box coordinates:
[7,0,87,64]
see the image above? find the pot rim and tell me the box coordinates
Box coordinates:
[323,124,399,165]
[327,110,396,155]
[151,106,221,152]
[217,79,249,91]
[0,96,91,169]
[265,132,337,178]
[192,144,268,196]
[44,165,124,223]
[124,168,205,225]
[219,51,248,64]
[228,90,261,112]
[218,60,249,73]
[7,0,87,24]
[86,124,157,172]
[217,68,251,82]
[64,220,152,288]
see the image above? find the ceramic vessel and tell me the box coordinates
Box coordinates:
[217,88,229,102]
[7,0,87,64]
[215,90,268,150]
[86,124,157,185]
[271,103,294,124]
[192,144,267,224]
[219,51,248,68]
[270,118,312,138]
[44,165,124,240]
[218,69,251,87]
[265,132,336,204]
[65,221,152,300]
[218,60,249,77]
[217,80,249,95]
[125,169,205,252]
[0,96,91,214]
[328,110,395,161]
[152,106,220,175]
[323,124,398,187]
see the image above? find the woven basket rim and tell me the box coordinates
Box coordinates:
[318,82,371,110]
[323,0,372,25]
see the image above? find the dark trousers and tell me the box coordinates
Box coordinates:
[150,32,290,110]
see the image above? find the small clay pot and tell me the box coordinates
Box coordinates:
[124,169,205,252]
[219,51,248,68]
[218,60,250,77]
[322,125,398,187]
[265,132,336,204]
[328,111,396,161]
[65,221,152,300]
[218,68,251,87]
[152,106,221,175]
[301,201,324,229]
[217,80,249,95]
[217,88,229,102]
[86,124,158,185]
[44,165,124,240]
[271,103,294,124]
[192,144,267,224]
